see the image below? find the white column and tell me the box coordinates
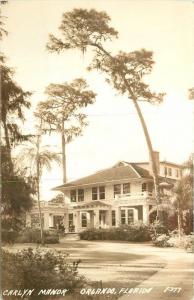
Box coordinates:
[133,209,138,222]
[49,214,53,227]
[44,212,50,230]
[94,209,99,229]
[75,211,81,233]
[143,205,149,224]
[106,209,112,228]
[64,212,69,233]
[115,207,121,227]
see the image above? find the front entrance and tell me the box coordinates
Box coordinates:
[99,210,107,228]
[68,213,75,232]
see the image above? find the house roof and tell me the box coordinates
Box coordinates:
[53,162,152,191]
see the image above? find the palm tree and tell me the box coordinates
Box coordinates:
[17,137,61,244]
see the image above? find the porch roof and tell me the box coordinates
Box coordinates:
[72,200,111,210]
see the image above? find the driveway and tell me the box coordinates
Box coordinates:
[3,240,194,300]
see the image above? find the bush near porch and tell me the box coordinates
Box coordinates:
[2,228,59,244]
[79,223,151,242]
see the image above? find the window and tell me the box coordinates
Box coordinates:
[69,213,74,228]
[127,209,134,224]
[168,168,172,176]
[123,183,130,194]
[121,210,126,225]
[81,213,87,228]
[99,186,105,199]
[176,169,179,178]
[114,184,121,197]
[78,189,84,202]
[70,190,76,202]
[92,187,98,200]
[92,186,105,200]
[112,210,116,226]
[142,183,147,192]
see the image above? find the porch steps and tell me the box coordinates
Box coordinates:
[60,233,80,242]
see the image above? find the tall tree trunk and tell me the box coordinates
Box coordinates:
[36,133,44,245]
[2,119,14,175]
[61,119,67,183]
[131,98,161,220]
[91,43,161,221]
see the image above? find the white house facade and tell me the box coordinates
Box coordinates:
[26,153,182,233]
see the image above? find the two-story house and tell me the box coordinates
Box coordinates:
[26,152,182,232]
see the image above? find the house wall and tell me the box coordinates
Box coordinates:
[62,180,148,204]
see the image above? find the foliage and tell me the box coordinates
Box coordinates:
[152,234,171,247]
[2,248,85,299]
[80,223,151,242]
[188,87,194,100]
[47,9,118,53]
[149,220,169,236]
[1,145,34,231]
[14,228,59,244]
[49,193,64,204]
[1,58,32,153]
[168,232,193,251]
[36,78,96,142]
[1,229,19,244]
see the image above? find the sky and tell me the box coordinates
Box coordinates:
[2,0,194,200]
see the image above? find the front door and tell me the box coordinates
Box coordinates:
[68,213,75,232]
[99,211,106,228]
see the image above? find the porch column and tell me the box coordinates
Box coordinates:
[107,208,112,228]
[143,205,149,224]
[115,207,121,227]
[49,214,53,228]
[44,212,50,230]
[75,211,81,233]
[64,212,69,233]
[94,209,100,229]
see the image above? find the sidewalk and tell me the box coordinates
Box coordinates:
[119,252,194,300]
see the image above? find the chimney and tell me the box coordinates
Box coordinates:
[149,151,160,175]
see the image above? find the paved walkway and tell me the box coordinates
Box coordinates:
[3,240,194,300]
[119,248,193,300]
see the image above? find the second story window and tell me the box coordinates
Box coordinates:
[78,189,84,202]
[168,168,172,176]
[70,190,76,202]
[176,169,179,178]
[114,184,121,197]
[99,186,105,199]
[92,187,98,200]
[142,183,147,192]
[123,183,130,194]
[92,186,105,200]
[70,189,84,202]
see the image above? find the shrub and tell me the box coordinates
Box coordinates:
[1,229,19,244]
[152,234,172,247]
[80,223,151,242]
[168,233,193,251]
[2,248,85,299]
[15,228,59,244]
